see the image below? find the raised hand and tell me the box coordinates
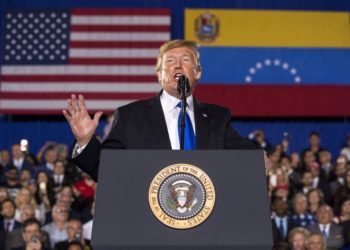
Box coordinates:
[63,94,103,147]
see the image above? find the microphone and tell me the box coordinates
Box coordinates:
[177,75,190,150]
[177,75,190,96]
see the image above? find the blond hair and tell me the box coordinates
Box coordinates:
[155,39,202,72]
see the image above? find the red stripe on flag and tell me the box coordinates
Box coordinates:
[71,25,170,32]
[70,41,164,49]
[71,8,170,16]
[69,58,156,65]
[0,92,156,100]
[195,85,350,117]
[1,75,158,82]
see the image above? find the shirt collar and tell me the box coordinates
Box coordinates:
[160,90,193,113]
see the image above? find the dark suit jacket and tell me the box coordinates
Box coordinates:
[73,94,257,181]
[0,220,22,233]
[271,217,297,244]
[307,223,344,250]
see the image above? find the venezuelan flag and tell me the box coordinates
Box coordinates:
[185,9,350,117]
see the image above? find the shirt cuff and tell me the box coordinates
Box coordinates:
[72,143,88,158]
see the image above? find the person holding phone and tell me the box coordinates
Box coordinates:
[11,218,51,250]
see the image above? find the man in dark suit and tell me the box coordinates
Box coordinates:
[271,198,297,246]
[63,39,258,181]
[0,199,22,250]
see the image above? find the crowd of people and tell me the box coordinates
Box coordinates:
[254,130,350,250]
[0,129,350,250]
[0,142,94,250]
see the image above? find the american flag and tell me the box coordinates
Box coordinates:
[0,8,170,114]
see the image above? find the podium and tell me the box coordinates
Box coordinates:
[92,150,273,250]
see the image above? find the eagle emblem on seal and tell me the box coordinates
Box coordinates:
[166,180,198,214]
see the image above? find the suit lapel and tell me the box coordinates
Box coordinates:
[147,95,172,149]
[194,98,210,149]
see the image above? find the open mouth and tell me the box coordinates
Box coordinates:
[174,73,183,81]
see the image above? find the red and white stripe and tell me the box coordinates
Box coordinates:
[0,8,170,114]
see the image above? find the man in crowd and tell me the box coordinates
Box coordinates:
[11,144,33,174]
[11,218,50,250]
[42,204,68,248]
[55,218,91,250]
[271,198,297,245]
[36,145,58,177]
[63,39,257,181]
[307,205,344,250]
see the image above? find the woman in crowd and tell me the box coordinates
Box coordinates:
[307,188,325,215]
[288,227,310,250]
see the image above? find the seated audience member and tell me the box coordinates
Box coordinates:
[1,167,22,199]
[290,152,303,173]
[307,232,327,250]
[11,144,33,174]
[55,218,91,250]
[318,150,334,182]
[45,186,80,224]
[1,199,22,233]
[35,171,55,212]
[271,198,297,245]
[19,169,32,187]
[329,161,347,196]
[14,187,44,224]
[307,188,325,215]
[334,168,350,215]
[5,204,51,250]
[0,199,21,249]
[36,145,58,177]
[0,150,12,169]
[334,198,350,224]
[297,171,314,196]
[302,150,317,171]
[307,161,332,204]
[288,227,310,250]
[291,193,316,227]
[307,205,344,250]
[42,204,68,248]
[51,160,70,191]
[340,134,350,162]
[11,218,51,250]
[56,144,68,162]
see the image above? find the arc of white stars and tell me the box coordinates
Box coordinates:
[245,58,301,83]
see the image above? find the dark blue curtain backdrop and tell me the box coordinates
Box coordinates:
[0,118,349,159]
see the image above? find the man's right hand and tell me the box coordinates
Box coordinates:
[63,94,103,147]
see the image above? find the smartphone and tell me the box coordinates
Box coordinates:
[30,235,39,242]
[39,182,47,191]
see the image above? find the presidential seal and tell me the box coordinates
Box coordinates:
[148,163,215,229]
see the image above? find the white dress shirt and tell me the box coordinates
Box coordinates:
[160,90,196,150]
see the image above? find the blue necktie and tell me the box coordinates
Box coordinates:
[279,219,285,239]
[177,102,196,150]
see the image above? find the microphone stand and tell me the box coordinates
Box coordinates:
[178,76,188,150]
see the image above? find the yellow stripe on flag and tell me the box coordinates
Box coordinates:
[185,9,350,47]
